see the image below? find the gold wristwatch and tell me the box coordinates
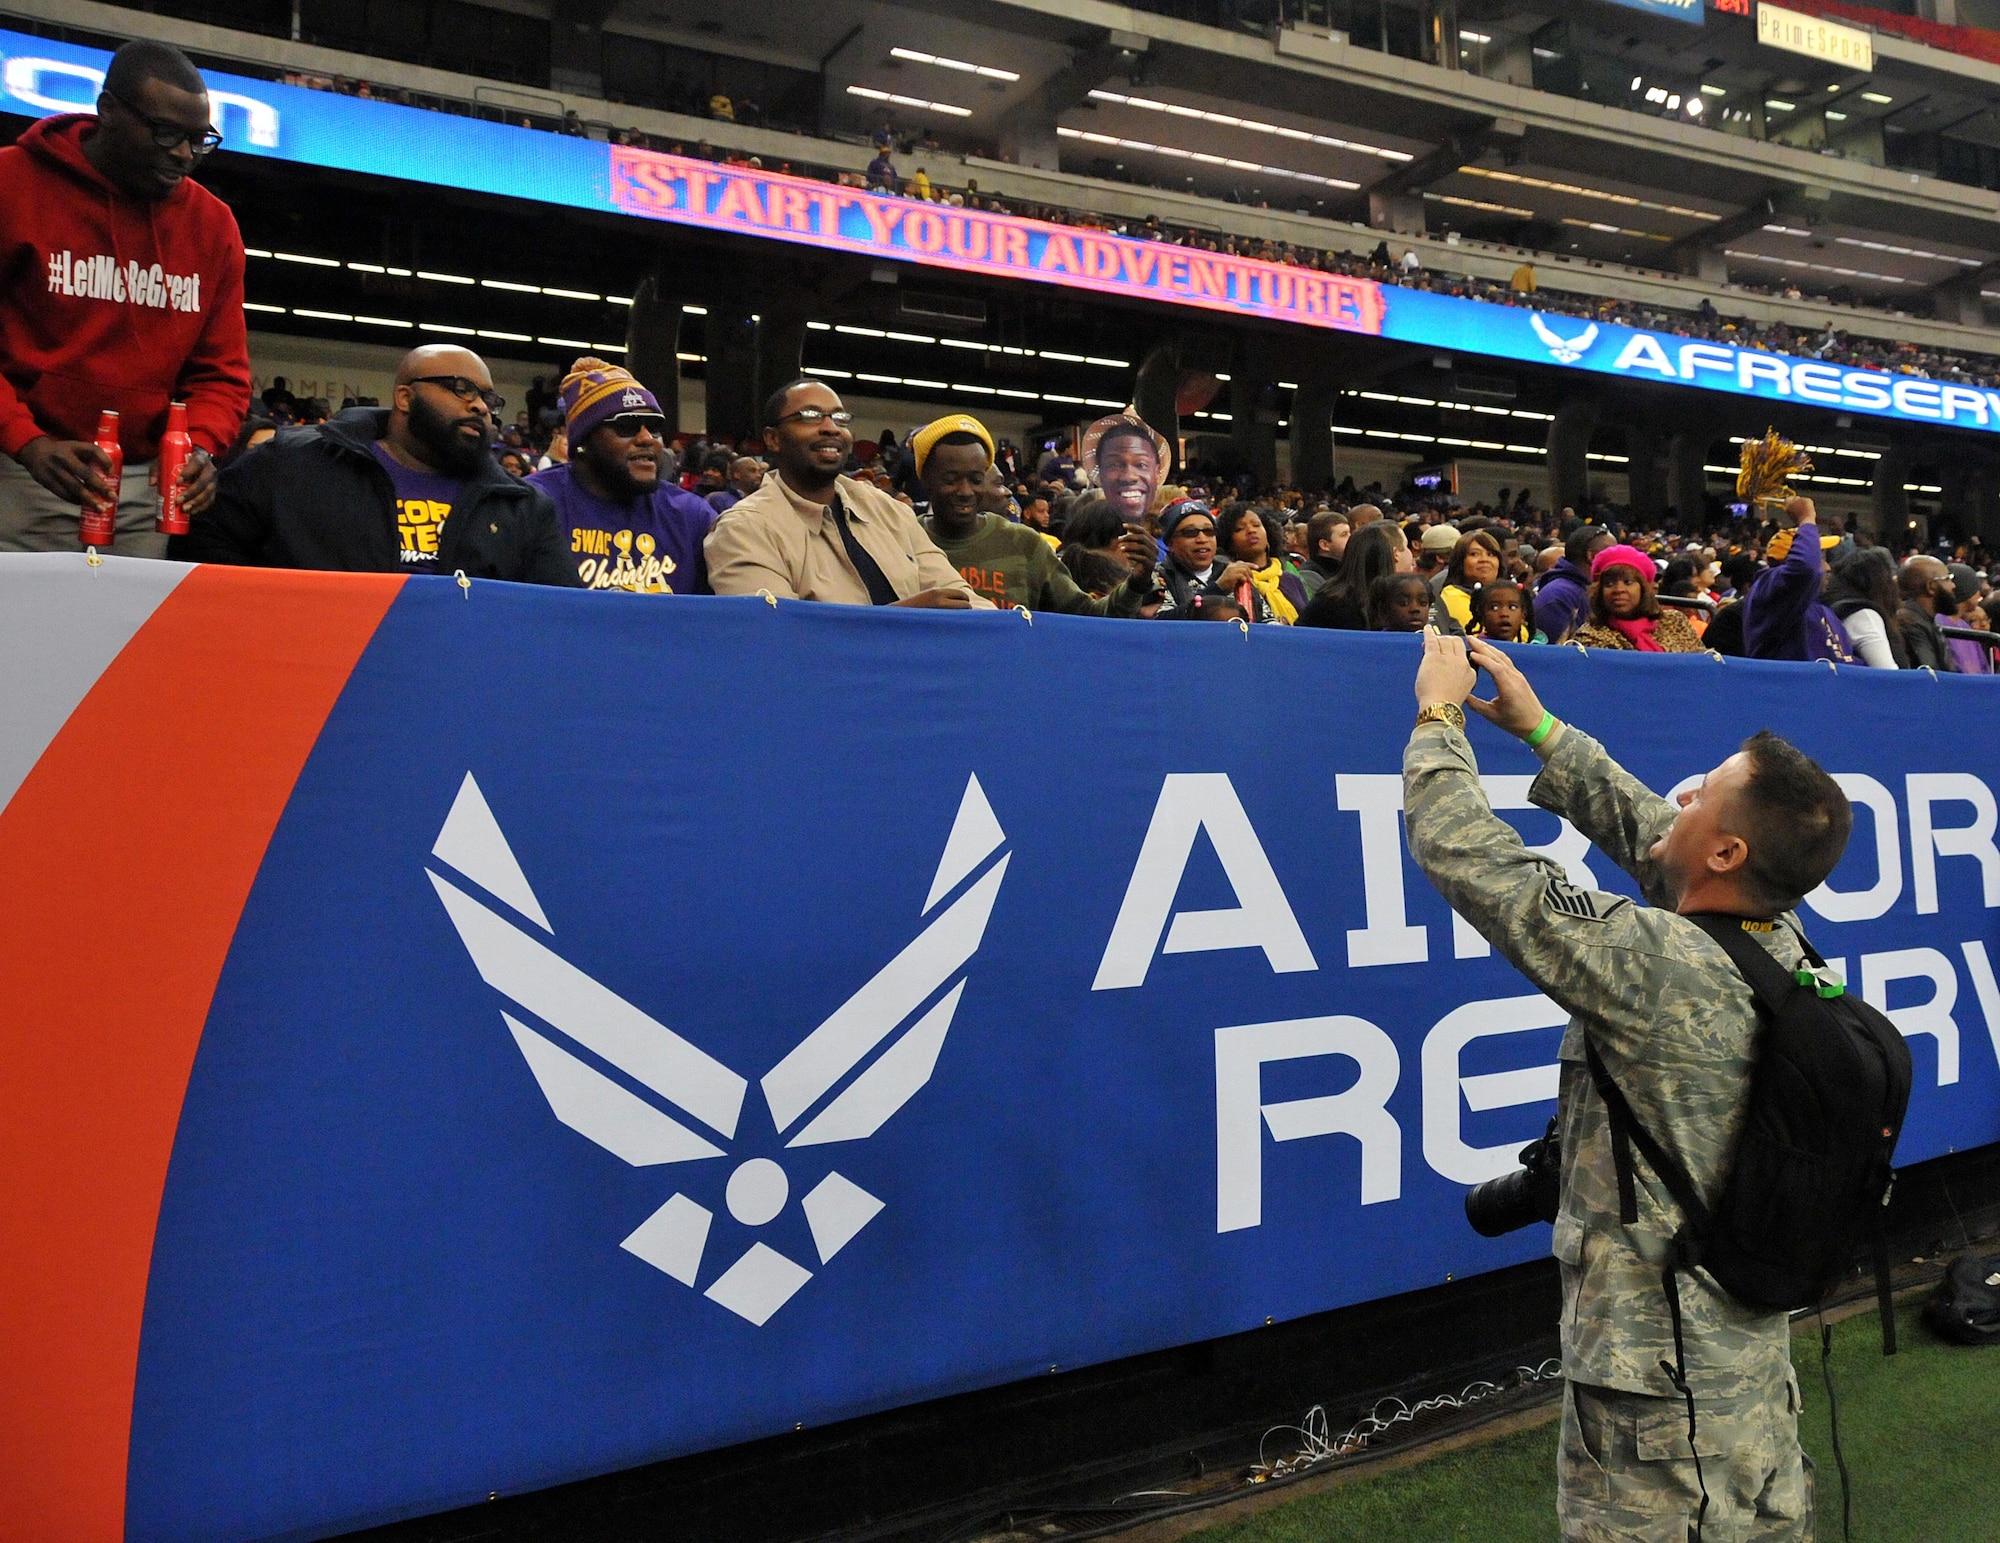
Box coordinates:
[1415,702,1466,732]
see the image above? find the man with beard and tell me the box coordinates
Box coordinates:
[0,38,248,554]
[185,344,575,583]
[706,380,984,606]
[1088,415,1166,527]
[914,414,1152,615]
[528,358,713,593]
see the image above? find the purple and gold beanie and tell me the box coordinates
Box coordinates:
[559,356,662,443]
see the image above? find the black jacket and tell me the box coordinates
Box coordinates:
[178,408,579,585]
[1898,599,1959,673]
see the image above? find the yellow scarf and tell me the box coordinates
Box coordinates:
[1248,559,1297,625]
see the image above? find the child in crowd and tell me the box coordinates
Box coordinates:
[1183,594,1247,622]
[1470,580,1544,643]
[1368,573,1432,632]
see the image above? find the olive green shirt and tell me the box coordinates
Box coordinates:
[921,512,1144,616]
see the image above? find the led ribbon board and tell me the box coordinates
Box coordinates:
[4,25,1994,435]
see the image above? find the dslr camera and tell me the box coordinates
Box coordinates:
[1464,1118,1562,1237]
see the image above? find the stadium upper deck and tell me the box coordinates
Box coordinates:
[13,0,2000,337]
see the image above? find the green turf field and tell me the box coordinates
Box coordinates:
[1183,1303,1996,1543]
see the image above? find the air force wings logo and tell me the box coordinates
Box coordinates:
[427,771,1009,1325]
[1530,312,1598,365]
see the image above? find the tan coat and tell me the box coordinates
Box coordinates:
[704,471,990,607]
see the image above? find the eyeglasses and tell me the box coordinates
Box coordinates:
[408,375,505,413]
[106,89,223,154]
[1174,525,1217,538]
[774,407,854,427]
[602,413,667,437]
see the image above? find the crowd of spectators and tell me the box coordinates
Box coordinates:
[4,39,1995,676]
[265,54,2000,393]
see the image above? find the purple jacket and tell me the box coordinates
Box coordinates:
[1535,559,1591,641]
[1742,523,1854,663]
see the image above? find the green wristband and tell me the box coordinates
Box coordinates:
[1526,712,1557,748]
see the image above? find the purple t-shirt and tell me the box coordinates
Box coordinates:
[370,443,460,571]
[528,463,716,594]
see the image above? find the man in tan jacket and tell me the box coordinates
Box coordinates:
[705,379,989,607]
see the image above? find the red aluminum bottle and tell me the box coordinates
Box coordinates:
[79,410,122,549]
[156,402,192,535]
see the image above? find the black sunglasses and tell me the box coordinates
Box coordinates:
[106,89,223,154]
[408,375,505,413]
[603,413,667,437]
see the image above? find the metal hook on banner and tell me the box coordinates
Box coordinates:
[1014,605,1033,626]
[1819,658,1837,673]
[1921,666,1939,682]
[84,546,103,568]
[754,588,778,607]
[454,569,471,599]
[1566,639,1588,655]
[1234,617,1250,637]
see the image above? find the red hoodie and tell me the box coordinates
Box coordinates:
[0,114,249,463]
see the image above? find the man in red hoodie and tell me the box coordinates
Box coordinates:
[0,39,249,555]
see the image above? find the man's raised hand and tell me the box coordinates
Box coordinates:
[1414,625,1476,709]
[1464,637,1553,740]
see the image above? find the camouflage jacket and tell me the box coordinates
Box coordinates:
[1405,721,1797,1400]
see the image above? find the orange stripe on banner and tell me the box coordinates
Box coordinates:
[0,566,401,1543]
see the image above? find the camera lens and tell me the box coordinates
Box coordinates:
[1465,1168,1541,1238]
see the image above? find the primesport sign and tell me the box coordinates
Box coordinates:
[1758,2,1875,72]
[2,25,1994,436]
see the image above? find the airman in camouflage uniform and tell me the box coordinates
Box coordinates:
[1401,632,1835,1542]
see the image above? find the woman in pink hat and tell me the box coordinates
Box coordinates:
[1571,543,1705,653]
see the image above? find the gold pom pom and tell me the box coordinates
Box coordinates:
[1736,429,1813,508]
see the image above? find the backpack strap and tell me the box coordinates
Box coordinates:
[1582,1039,1714,1249]
[1682,912,1805,1008]
[1871,1207,1898,1357]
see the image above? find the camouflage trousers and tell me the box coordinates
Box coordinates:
[1559,1379,1814,1542]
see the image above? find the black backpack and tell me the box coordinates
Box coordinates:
[1587,915,1913,1541]
[1924,1252,2000,1346]
[1585,913,1913,1336]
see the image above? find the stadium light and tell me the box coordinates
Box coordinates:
[846,85,972,119]
[888,47,1019,83]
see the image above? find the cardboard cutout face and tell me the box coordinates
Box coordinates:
[1081,413,1169,525]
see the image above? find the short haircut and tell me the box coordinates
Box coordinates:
[1565,525,1609,567]
[1307,509,1348,554]
[1097,419,1159,462]
[760,378,831,427]
[105,39,206,98]
[1733,730,1853,911]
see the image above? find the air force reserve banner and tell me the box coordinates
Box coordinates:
[4,556,1997,1543]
